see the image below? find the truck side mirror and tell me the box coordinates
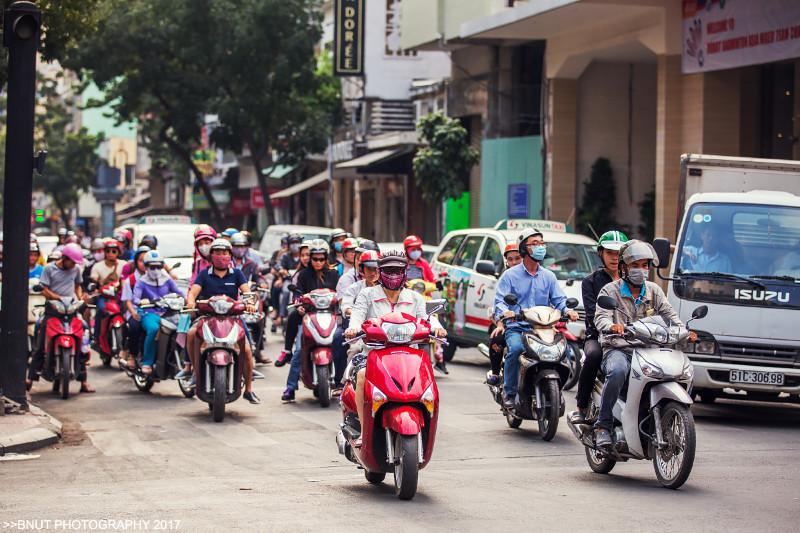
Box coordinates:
[652,238,671,269]
[691,305,708,320]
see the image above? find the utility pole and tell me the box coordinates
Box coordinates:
[1,1,42,407]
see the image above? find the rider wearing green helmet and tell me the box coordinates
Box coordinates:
[570,229,629,424]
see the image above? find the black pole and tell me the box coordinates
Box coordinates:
[1,1,41,406]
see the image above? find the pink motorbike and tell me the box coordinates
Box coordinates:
[290,286,338,407]
[192,295,247,422]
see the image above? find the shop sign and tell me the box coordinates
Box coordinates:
[334,0,365,76]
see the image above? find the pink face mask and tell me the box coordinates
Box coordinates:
[379,270,406,290]
[211,254,231,270]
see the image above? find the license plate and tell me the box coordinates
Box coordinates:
[729,369,784,386]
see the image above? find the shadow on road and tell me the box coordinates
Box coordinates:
[692,399,800,428]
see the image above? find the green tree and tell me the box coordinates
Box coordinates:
[413,111,479,203]
[0,0,105,89]
[33,78,103,225]
[577,157,620,237]
[205,0,341,225]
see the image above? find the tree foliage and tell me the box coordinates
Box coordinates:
[34,77,103,224]
[67,0,340,226]
[0,0,104,89]
[577,157,621,237]
[413,112,479,204]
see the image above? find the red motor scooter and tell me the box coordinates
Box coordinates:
[193,295,247,422]
[39,297,87,399]
[91,281,126,367]
[292,287,338,408]
[337,304,446,500]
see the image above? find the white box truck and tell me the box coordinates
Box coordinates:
[652,154,800,403]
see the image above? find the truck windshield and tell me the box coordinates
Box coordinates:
[677,202,800,279]
[541,243,601,280]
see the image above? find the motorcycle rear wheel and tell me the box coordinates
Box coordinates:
[317,365,331,408]
[585,446,616,474]
[365,470,386,484]
[133,372,154,392]
[60,349,71,400]
[394,433,419,500]
[505,411,522,428]
[112,327,124,359]
[537,379,560,441]
[562,342,582,391]
[212,366,227,423]
[652,402,696,489]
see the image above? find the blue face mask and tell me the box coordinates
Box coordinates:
[334,242,343,253]
[529,245,547,261]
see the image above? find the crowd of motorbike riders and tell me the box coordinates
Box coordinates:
[14,221,694,448]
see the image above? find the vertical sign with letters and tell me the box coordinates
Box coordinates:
[334,0,365,76]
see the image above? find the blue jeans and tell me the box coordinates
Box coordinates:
[127,317,142,356]
[595,349,631,431]
[503,325,530,398]
[94,298,107,341]
[141,312,161,367]
[286,333,302,390]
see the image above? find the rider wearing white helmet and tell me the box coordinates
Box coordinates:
[592,240,695,447]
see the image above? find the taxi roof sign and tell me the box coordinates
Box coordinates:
[494,219,568,232]
[138,215,193,225]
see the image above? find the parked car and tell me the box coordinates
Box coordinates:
[115,216,196,287]
[258,224,336,261]
[430,219,600,361]
[378,242,436,263]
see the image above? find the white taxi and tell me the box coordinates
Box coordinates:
[431,219,600,360]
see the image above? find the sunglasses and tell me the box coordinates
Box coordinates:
[105,248,120,254]
[147,265,163,270]
[311,256,327,263]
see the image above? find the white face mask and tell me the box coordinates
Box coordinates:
[408,249,423,261]
[92,252,104,262]
[146,268,162,282]
[198,244,211,257]
[626,268,649,286]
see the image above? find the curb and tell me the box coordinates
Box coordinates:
[0,403,63,456]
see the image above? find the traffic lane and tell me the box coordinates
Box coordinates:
[4,345,799,532]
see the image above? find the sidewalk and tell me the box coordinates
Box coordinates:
[0,400,62,456]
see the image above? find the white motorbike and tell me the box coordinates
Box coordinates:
[567,295,708,489]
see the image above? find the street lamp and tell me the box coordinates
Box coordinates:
[1,1,42,407]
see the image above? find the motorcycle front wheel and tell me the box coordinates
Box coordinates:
[652,402,696,489]
[537,379,560,441]
[212,366,227,423]
[60,349,71,400]
[365,470,386,484]
[317,365,331,408]
[394,433,419,500]
[133,372,154,392]
[562,342,582,391]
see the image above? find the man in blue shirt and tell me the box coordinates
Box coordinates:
[493,228,578,409]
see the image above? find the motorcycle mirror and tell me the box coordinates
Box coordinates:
[287,284,301,294]
[171,262,181,269]
[31,283,44,293]
[596,295,618,310]
[503,293,519,306]
[426,298,447,316]
[691,305,708,320]
[566,297,579,309]
[87,283,97,292]
[435,280,443,291]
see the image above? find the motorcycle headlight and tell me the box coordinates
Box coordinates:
[210,299,234,315]
[68,301,83,314]
[49,300,67,314]
[533,338,566,362]
[421,384,435,414]
[371,386,387,416]
[652,327,669,344]
[641,363,665,379]
[381,322,416,344]
[164,297,185,311]
[311,294,332,310]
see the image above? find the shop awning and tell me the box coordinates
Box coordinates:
[269,171,329,200]
[336,149,404,169]
[262,164,297,178]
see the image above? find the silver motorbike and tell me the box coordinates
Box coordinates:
[567,295,708,489]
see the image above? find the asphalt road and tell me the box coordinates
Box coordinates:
[3,337,799,533]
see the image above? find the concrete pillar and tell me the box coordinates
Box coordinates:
[654,55,683,242]
[794,59,800,161]
[547,78,577,223]
[375,178,387,241]
[352,179,362,237]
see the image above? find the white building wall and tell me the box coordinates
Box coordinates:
[363,0,451,100]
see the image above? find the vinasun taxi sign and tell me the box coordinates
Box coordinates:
[494,219,568,232]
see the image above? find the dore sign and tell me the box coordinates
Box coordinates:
[334,0,365,76]
[682,0,800,74]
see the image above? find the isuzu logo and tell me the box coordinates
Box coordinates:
[734,289,790,303]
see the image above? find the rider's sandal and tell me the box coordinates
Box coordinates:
[141,365,153,375]
[80,383,96,393]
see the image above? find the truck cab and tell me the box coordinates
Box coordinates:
[657,187,800,403]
